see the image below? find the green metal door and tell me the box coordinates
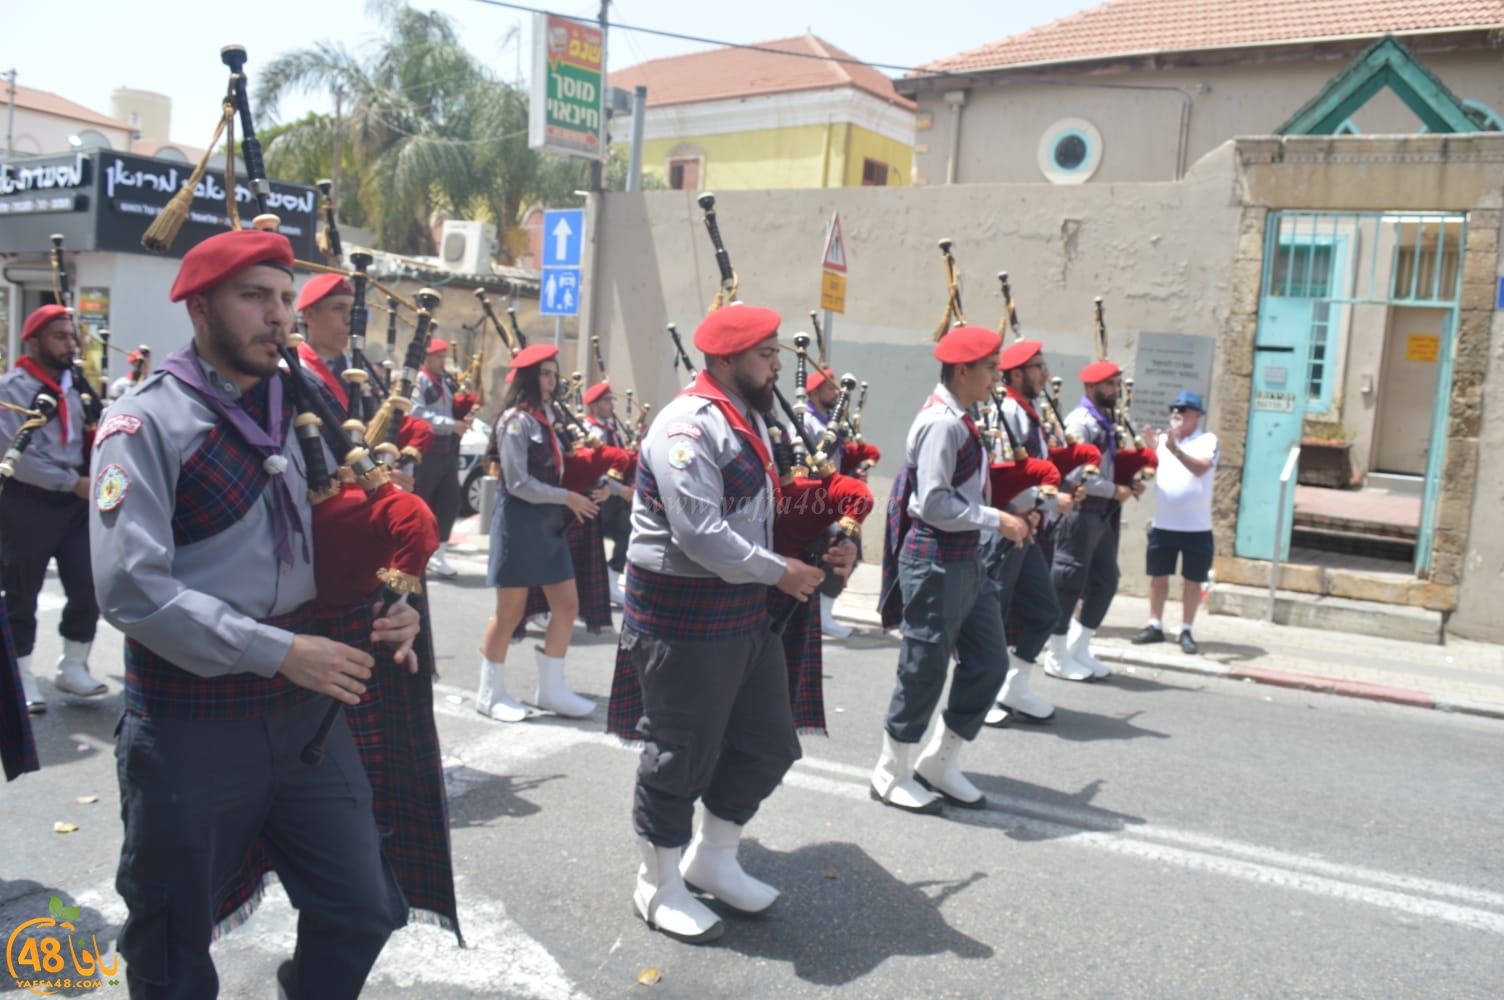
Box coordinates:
[1236,298,1313,561]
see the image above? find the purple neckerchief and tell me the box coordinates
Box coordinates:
[1080,396,1118,461]
[159,345,306,567]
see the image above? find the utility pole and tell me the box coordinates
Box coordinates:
[589,0,608,192]
[3,69,17,163]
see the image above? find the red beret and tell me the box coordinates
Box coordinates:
[1080,359,1122,384]
[170,228,295,302]
[806,368,834,392]
[583,381,611,405]
[693,304,781,356]
[504,343,559,382]
[426,337,450,355]
[933,325,1001,364]
[21,304,70,341]
[295,272,354,311]
[999,339,1043,371]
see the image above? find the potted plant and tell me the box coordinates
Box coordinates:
[1298,420,1356,489]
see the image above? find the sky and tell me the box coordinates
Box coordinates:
[4,0,1100,144]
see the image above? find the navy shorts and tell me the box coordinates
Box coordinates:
[1146,527,1214,582]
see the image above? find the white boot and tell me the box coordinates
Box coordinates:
[53,640,106,697]
[1042,633,1094,682]
[681,812,779,914]
[996,659,1055,722]
[17,654,45,715]
[608,571,626,607]
[818,595,852,639]
[427,545,458,579]
[634,838,724,944]
[532,647,595,717]
[1068,619,1111,678]
[870,732,942,814]
[914,725,985,809]
[475,656,529,722]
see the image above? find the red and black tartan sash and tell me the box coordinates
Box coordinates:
[901,431,984,565]
[172,382,293,546]
[124,603,317,720]
[622,564,767,642]
[636,431,767,520]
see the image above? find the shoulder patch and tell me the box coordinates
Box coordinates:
[666,421,702,439]
[667,439,696,470]
[95,412,143,446]
[95,464,130,512]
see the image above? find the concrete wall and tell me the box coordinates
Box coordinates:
[585,146,1244,579]
[909,48,1504,186]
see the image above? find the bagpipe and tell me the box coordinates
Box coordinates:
[47,235,107,451]
[364,288,442,472]
[0,395,59,497]
[141,44,440,764]
[694,193,874,622]
[1093,297,1157,486]
[804,311,880,478]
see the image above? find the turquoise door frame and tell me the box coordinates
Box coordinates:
[1235,298,1313,561]
[1414,308,1458,572]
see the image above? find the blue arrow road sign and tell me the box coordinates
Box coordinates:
[540,268,581,316]
[542,209,585,267]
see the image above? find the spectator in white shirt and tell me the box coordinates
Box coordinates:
[1132,391,1218,654]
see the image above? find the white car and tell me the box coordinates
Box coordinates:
[456,418,492,517]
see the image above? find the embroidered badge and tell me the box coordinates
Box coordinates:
[506,419,526,436]
[666,422,702,439]
[95,464,129,512]
[667,440,695,470]
[95,412,143,445]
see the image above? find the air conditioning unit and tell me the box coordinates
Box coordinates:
[439,220,498,274]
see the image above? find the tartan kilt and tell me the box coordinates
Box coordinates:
[605,638,643,742]
[0,594,38,781]
[514,515,612,639]
[214,591,460,942]
[768,590,825,735]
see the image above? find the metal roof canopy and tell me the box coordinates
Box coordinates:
[1277,35,1482,135]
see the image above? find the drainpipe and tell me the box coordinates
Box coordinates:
[943,89,967,185]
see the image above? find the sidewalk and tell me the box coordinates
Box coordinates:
[830,561,1504,722]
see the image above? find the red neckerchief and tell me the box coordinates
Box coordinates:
[681,371,782,505]
[924,390,989,503]
[508,403,563,481]
[297,341,348,410]
[1004,385,1041,421]
[15,357,70,443]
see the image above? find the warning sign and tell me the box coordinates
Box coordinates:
[821,270,846,313]
[820,213,846,274]
[1404,334,1439,363]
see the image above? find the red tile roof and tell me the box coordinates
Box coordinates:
[917,0,1504,75]
[8,84,134,133]
[611,33,915,110]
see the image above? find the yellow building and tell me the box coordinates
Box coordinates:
[609,34,915,190]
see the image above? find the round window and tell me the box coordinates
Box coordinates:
[1037,118,1103,184]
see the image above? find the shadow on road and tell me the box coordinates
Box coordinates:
[958,775,1146,843]
[445,766,556,827]
[993,706,1172,745]
[714,840,993,986]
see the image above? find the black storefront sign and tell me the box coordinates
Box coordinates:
[0,151,317,260]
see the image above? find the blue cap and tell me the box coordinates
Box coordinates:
[1170,390,1204,413]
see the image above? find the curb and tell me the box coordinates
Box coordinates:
[831,604,1504,723]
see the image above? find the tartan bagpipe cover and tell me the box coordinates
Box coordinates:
[311,481,440,609]
[840,441,881,477]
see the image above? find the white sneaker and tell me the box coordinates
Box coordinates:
[1067,619,1111,678]
[1042,633,1094,682]
[54,641,107,697]
[476,657,530,723]
[532,647,595,717]
[427,549,459,579]
[819,595,852,639]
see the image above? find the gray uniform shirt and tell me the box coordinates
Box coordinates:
[90,362,316,680]
[1064,401,1118,499]
[0,366,85,491]
[412,369,456,436]
[905,383,1003,533]
[626,385,786,586]
[497,406,568,506]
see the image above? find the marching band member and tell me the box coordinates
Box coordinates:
[875,326,1030,814]
[294,271,355,387]
[91,228,418,998]
[988,338,1071,721]
[0,305,106,712]
[1048,359,1143,680]
[109,346,153,400]
[1,604,38,779]
[582,380,633,605]
[413,337,471,578]
[621,304,826,944]
[477,343,599,722]
[799,367,855,639]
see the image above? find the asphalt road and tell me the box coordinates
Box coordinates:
[4,560,1503,999]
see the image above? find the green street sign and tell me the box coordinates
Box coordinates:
[529,13,605,161]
